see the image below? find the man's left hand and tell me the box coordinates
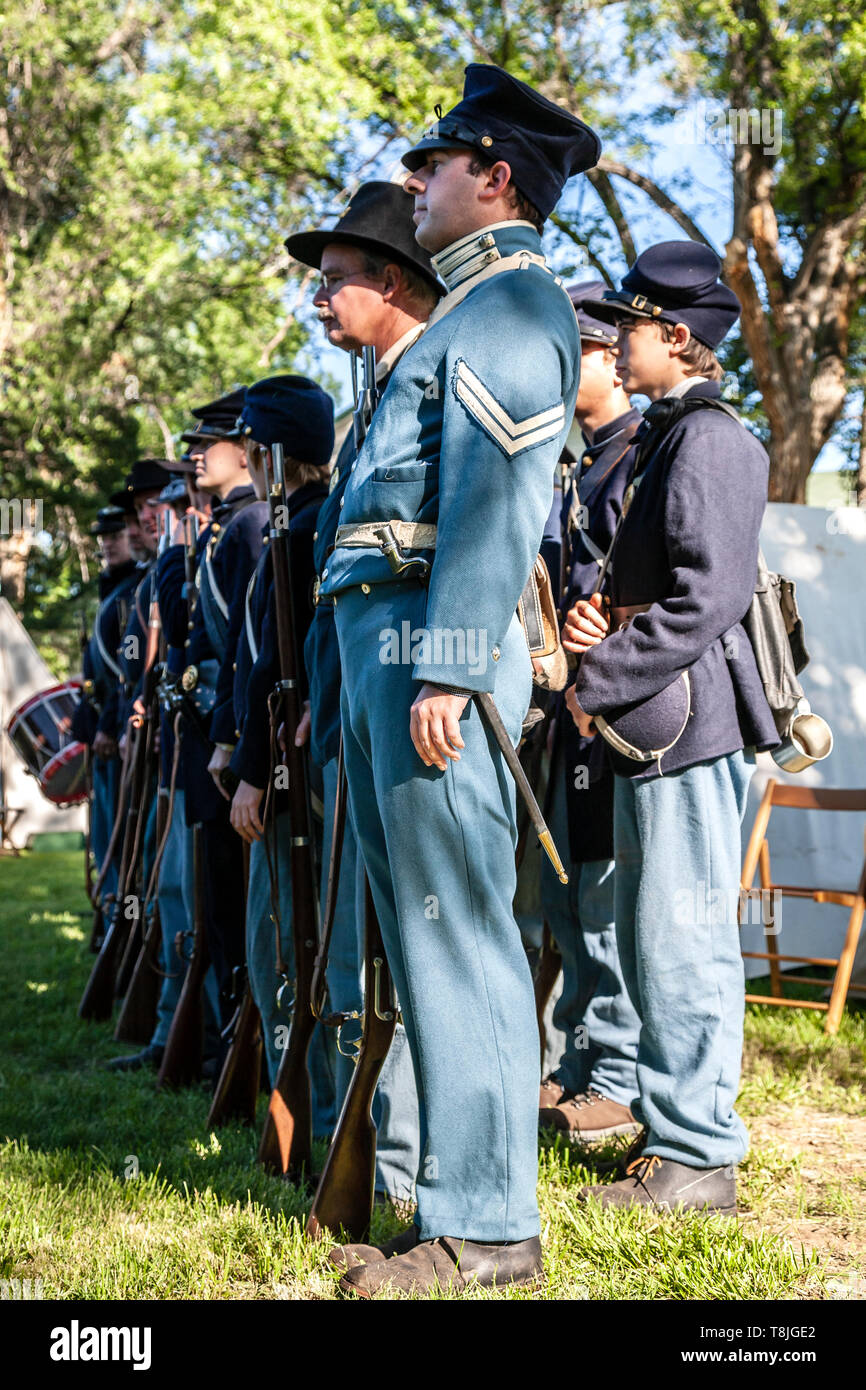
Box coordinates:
[565,684,596,739]
[410,683,468,771]
[207,745,233,798]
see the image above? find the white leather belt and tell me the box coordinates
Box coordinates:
[333,521,438,550]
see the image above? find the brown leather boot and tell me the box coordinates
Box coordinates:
[543,1088,641,1141]
[327,1222,418,1272]
[339,1235,544,1298]
[539,1075,566,1109]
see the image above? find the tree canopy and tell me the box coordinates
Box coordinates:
[1,1,863,665]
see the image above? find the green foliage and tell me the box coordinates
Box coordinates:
[2,0,863,649]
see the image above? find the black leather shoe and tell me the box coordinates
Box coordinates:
[106,1043,165,1073]
[578,1154,737,1215]
[340,1234,544,1297]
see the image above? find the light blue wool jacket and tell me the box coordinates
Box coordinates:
[318,221,581,692]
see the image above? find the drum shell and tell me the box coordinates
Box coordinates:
[6,681,83,785]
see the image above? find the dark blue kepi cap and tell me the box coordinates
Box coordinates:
[567,280,618,346]
[238,375,335,466]
[180,387,247,444]
[402,64,601,220]
[124,458,174,496]
[595,672,692,766]
[580,241,741,349]
[90,506,128,536]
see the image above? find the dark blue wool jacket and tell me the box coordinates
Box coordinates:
[230,482,327,790]
[575,381,779,780]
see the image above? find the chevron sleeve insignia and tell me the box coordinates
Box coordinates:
[452,358,566,458]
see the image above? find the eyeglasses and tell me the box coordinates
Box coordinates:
[315,270,384,297]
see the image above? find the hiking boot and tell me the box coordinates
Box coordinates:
[539,1075,566,1110]
[578,1154,737,1215]
[106,1043,164,1073]
[544,1088,641,1141]
[339,1235,544,1298]
[328,1222,419,1272]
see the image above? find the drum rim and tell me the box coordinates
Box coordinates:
[6,680,83,735]
[41,741,88,804]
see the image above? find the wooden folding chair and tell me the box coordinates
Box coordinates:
[739,780,866,1034]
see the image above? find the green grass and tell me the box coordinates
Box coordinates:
[0,850,863,1300]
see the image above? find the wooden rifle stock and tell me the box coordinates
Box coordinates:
[257,442,320,1177]
[206,980,263,1128]
[112,713,157,999]
[207,846,262,1126]
[534,921,562,1067]
[157,824,209,1088]
[307,877,397,1242]
[114,902,163,1046]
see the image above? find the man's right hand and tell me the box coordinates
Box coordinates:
[92,731,118,760]
[562,592,609,654]
[230,781,265,843]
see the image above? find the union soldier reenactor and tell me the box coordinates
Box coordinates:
[568,243,779,1213]
[155,390,261,1039]
[537,281,642,1141]
[319,65,601,1293]
[285,179,443,1202]
[227,374,337,1132]
[73,505,140,916]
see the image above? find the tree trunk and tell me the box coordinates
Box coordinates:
[0,536,32,612]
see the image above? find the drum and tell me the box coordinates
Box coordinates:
[6,681,88,806]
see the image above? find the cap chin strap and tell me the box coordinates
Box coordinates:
[593,671,691,777]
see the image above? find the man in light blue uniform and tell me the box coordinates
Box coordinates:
[322,64,600,1295]
[286,180,442,1200]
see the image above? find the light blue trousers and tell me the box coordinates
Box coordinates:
[246,807,336,1137]
[539,750,639,1107]
[613,749,755,1167]
[152,789,220,1050]
[91,754,120,901]
[337,582,540,1243]
[319,756,421,1202]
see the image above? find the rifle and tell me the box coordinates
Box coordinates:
[80,608,96,907]
[534,920,562,1068]
[206,971,263,1127]
[206,844,262,1126]
[114,710,183,1046]
[78,679,155,1018]
[79,558,163,1019]
[87,722,134,953]
[307,875,397,1242]
[153,512,223,1086]
[257,439,321,1177]
[156,822,210,1088]
[114,554,167,1000]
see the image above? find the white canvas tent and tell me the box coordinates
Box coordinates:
[0,597,86,848]
[742,504,866,985]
